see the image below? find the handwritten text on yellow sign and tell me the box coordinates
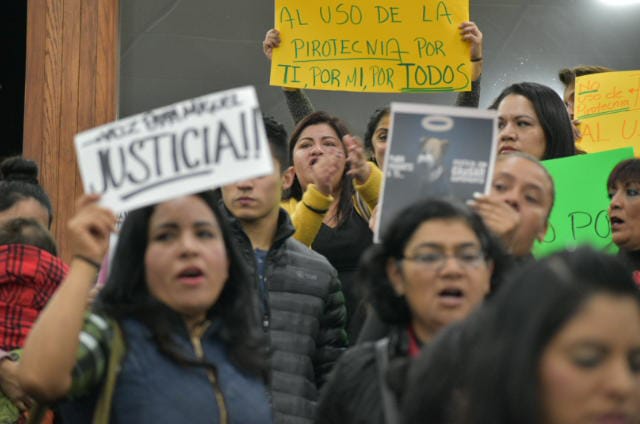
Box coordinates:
[575,70,640,155]
[271,1,471,93]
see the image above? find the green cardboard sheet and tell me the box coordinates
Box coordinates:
[533,147,635,257]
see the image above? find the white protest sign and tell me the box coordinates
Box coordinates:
[75,86,273,212]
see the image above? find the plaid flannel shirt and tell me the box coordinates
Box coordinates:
[0,244,69,350]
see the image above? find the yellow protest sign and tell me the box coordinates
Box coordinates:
[270,0,471,93]
[575,70,640,155]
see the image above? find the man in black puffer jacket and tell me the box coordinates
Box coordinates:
[220,117,348,423]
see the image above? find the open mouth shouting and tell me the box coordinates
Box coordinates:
[177,266,205,286]
[610,215,625,231]
[438,286,465,307]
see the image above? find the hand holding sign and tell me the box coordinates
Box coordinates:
[263,28,281,61]
[458,21,483,81]
[468,193,520,252]
[68,194,117,265]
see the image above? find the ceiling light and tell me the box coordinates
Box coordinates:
[599,0,640,5]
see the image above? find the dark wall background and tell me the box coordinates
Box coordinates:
[119,0,640,137]
[1,3,27,159]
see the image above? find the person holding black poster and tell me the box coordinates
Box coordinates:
[470,153,555,260]
[358,152,554,344]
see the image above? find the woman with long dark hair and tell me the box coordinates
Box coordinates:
[490,82,576,160]
[18,192,271,423]
[282,111,382,340]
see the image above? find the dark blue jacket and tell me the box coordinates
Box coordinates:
[59,316,273,423]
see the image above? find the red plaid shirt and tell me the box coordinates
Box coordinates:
[0,244,69,350]
[634,271,640,288]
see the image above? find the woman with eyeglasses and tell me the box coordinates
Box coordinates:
[315,198,511,424]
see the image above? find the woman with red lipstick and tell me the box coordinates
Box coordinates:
[282,111,382,340]
[402,247,640,424]
[608,158,640,287]
[315,198,510,424]
[490,82,575,160]
[18,192,272,423]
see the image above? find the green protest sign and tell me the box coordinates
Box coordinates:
[533,147,634,257]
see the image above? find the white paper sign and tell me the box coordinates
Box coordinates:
[74,86,273,212]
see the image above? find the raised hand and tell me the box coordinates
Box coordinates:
[263,28,281,61]
[68,195,117,265]
[344,134,371,185]
[459,21,483,81]
[309,150,345,196]
[468,193,520,248]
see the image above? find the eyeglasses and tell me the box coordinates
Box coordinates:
[401,251,486,270]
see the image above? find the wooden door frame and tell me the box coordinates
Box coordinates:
[23,0,119,260]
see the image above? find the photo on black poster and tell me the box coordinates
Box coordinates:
[375,103,498,242]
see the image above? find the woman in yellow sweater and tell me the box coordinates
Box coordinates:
[281,111,381,340]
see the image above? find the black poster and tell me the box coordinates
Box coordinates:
[376,103,498,241]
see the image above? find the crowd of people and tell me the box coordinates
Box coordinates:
[0,18,638,424]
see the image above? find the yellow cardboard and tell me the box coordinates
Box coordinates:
[271,0,470,93]
[575,70,640,155]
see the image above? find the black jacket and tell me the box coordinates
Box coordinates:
[221,206,348,424]
[316,327,410,424]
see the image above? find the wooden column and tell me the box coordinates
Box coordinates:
[23,0,119,260]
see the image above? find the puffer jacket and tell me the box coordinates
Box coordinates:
[315,327,410,424]
[221,206,348,424]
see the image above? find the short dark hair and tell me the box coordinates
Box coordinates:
[96,191,267,378]
[263,116,289,170]
[490,82,576,160]
[360,198,510,326]
[558,65,614,87]
[363,107,390,163]
[0,218,57,255]
[403,247,639,424]
[284,111,355,226]
[607,158,640,190]
[0,157,53,228]
[496,152,556,221]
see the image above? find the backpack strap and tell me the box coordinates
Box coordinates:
[374,338,400,424]
[92,319,125,424]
